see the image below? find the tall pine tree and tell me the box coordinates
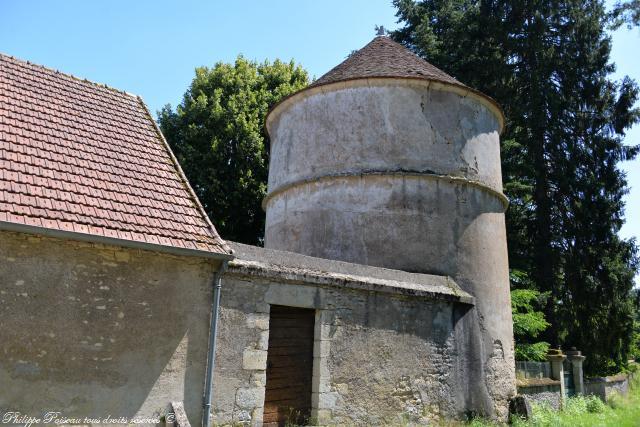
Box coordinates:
[393,0,639,374]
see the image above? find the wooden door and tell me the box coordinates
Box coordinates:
[263,305,315,427]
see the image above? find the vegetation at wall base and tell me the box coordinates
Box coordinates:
[459,373,640,426]
[392,0,640,376]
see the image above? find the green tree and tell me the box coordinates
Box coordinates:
[158,57,308,244]
[392,0,639,374]
[511,271,551,361]
[631,289,640,361]
[611,0,640,28]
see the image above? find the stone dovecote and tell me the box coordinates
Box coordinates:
[263,36,516,418]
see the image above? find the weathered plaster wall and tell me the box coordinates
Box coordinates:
[0,230,219,425]
[212,242,471,426]
[266,81,504,195]
[265,81,516,419]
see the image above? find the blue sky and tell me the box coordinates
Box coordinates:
[1,0,638,284]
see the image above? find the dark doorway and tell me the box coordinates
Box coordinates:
[263,305,315,427]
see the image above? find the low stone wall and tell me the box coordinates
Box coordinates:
[210,243,475,426]
[585,374,630,401]
[515,361,551,379]
[516,379,562,410]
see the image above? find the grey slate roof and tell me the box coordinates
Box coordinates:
[228,242,474,305]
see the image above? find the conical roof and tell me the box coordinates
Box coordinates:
[266,36,504,133]
[310,36,463,88]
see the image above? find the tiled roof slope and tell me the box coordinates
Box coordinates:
[311,36,463,88]
[0,53,231,256]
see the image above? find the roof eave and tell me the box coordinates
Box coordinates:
[0,220,235,261]
[135,96,234,256]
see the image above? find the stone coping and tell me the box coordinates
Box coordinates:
[516,378,561,388]
[226,242,474,305]
[585,373,629,384]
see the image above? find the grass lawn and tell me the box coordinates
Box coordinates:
[466,374,640,427]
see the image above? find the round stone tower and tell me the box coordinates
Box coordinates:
[264,36,515,418]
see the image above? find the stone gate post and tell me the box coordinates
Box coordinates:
[566,348,586,395]
[547,349,567,405]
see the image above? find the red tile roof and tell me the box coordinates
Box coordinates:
[310,36,463,88]
[0,53,231,257]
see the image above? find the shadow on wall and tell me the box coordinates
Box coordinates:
[0,231,214,425]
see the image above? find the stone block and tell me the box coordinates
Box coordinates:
[236,387,265,409]
[509,395,532,420]
[242,349,267,370]
[311,392,338,410]
[254,302,271,313]
[250,407,264,427]
[257,330,269,350]
[313,340,330,358]
[246,313,269,330]
[316,322,334,341]
[312,370,331,393]
[250,371,267,387]
[265,283,325,309]
[232,409,252,423]
[312,356,330,381]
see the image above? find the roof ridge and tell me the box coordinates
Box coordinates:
[0,52,140,100]
[134,95,233,255]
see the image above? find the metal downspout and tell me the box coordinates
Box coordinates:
[202,261,228,427]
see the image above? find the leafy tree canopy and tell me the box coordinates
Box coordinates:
[158,57,309,244]
[511,271,551,361]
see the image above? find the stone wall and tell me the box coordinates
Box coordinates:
[0,230,220,425]
[211,243,473,426]
[585,374,630,401]
[1,231,487,426]
[516,380,562,410]
[515,361,551,380]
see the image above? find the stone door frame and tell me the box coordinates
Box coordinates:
[264,283,335,424]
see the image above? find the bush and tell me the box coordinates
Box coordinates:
[564,395,588,416]
[559,395,606,416]
[607,391,625,409]
[526,403,561,427]
[584,395,606,413]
